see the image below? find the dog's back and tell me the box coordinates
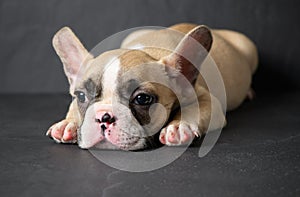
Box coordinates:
[122,23,258,110]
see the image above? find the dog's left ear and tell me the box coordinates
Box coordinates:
[52,27,92,90]
[161,25,212,84]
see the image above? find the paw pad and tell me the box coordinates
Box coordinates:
[159,121,200,146]
[46,120,78,143]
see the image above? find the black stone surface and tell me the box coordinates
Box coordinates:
[0,92,299,197]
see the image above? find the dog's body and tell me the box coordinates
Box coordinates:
[46,23,258,150]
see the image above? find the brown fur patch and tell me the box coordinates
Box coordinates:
[119,50,156,70]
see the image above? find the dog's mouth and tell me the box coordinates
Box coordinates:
[79,120,160,151]
[96,123,144,150]
[100,124,107,136]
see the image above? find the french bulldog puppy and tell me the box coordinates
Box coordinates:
[46,23,258,150]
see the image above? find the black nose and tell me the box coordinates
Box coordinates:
[101,113,111,122]
[101,113,115,123]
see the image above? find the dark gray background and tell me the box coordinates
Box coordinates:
[0,0,300,93]
[0,1,299,196]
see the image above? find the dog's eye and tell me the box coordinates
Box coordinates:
[74,91,87,103]
[133,93,154,105]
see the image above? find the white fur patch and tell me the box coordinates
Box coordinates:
[78,105,103,149]
[102,58,120,102]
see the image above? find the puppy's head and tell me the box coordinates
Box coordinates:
[52,26,212,150]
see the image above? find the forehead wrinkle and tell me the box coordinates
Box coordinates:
[117,78,140,101]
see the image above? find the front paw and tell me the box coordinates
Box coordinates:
[159,121,200,146]
[46,119,78,143]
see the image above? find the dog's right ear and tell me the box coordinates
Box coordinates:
[52,27,92,90]
[161,25,212,85]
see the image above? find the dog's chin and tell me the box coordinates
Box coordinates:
[118,137,149,151]
[78,131,149,151]
[86,137,148,151]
